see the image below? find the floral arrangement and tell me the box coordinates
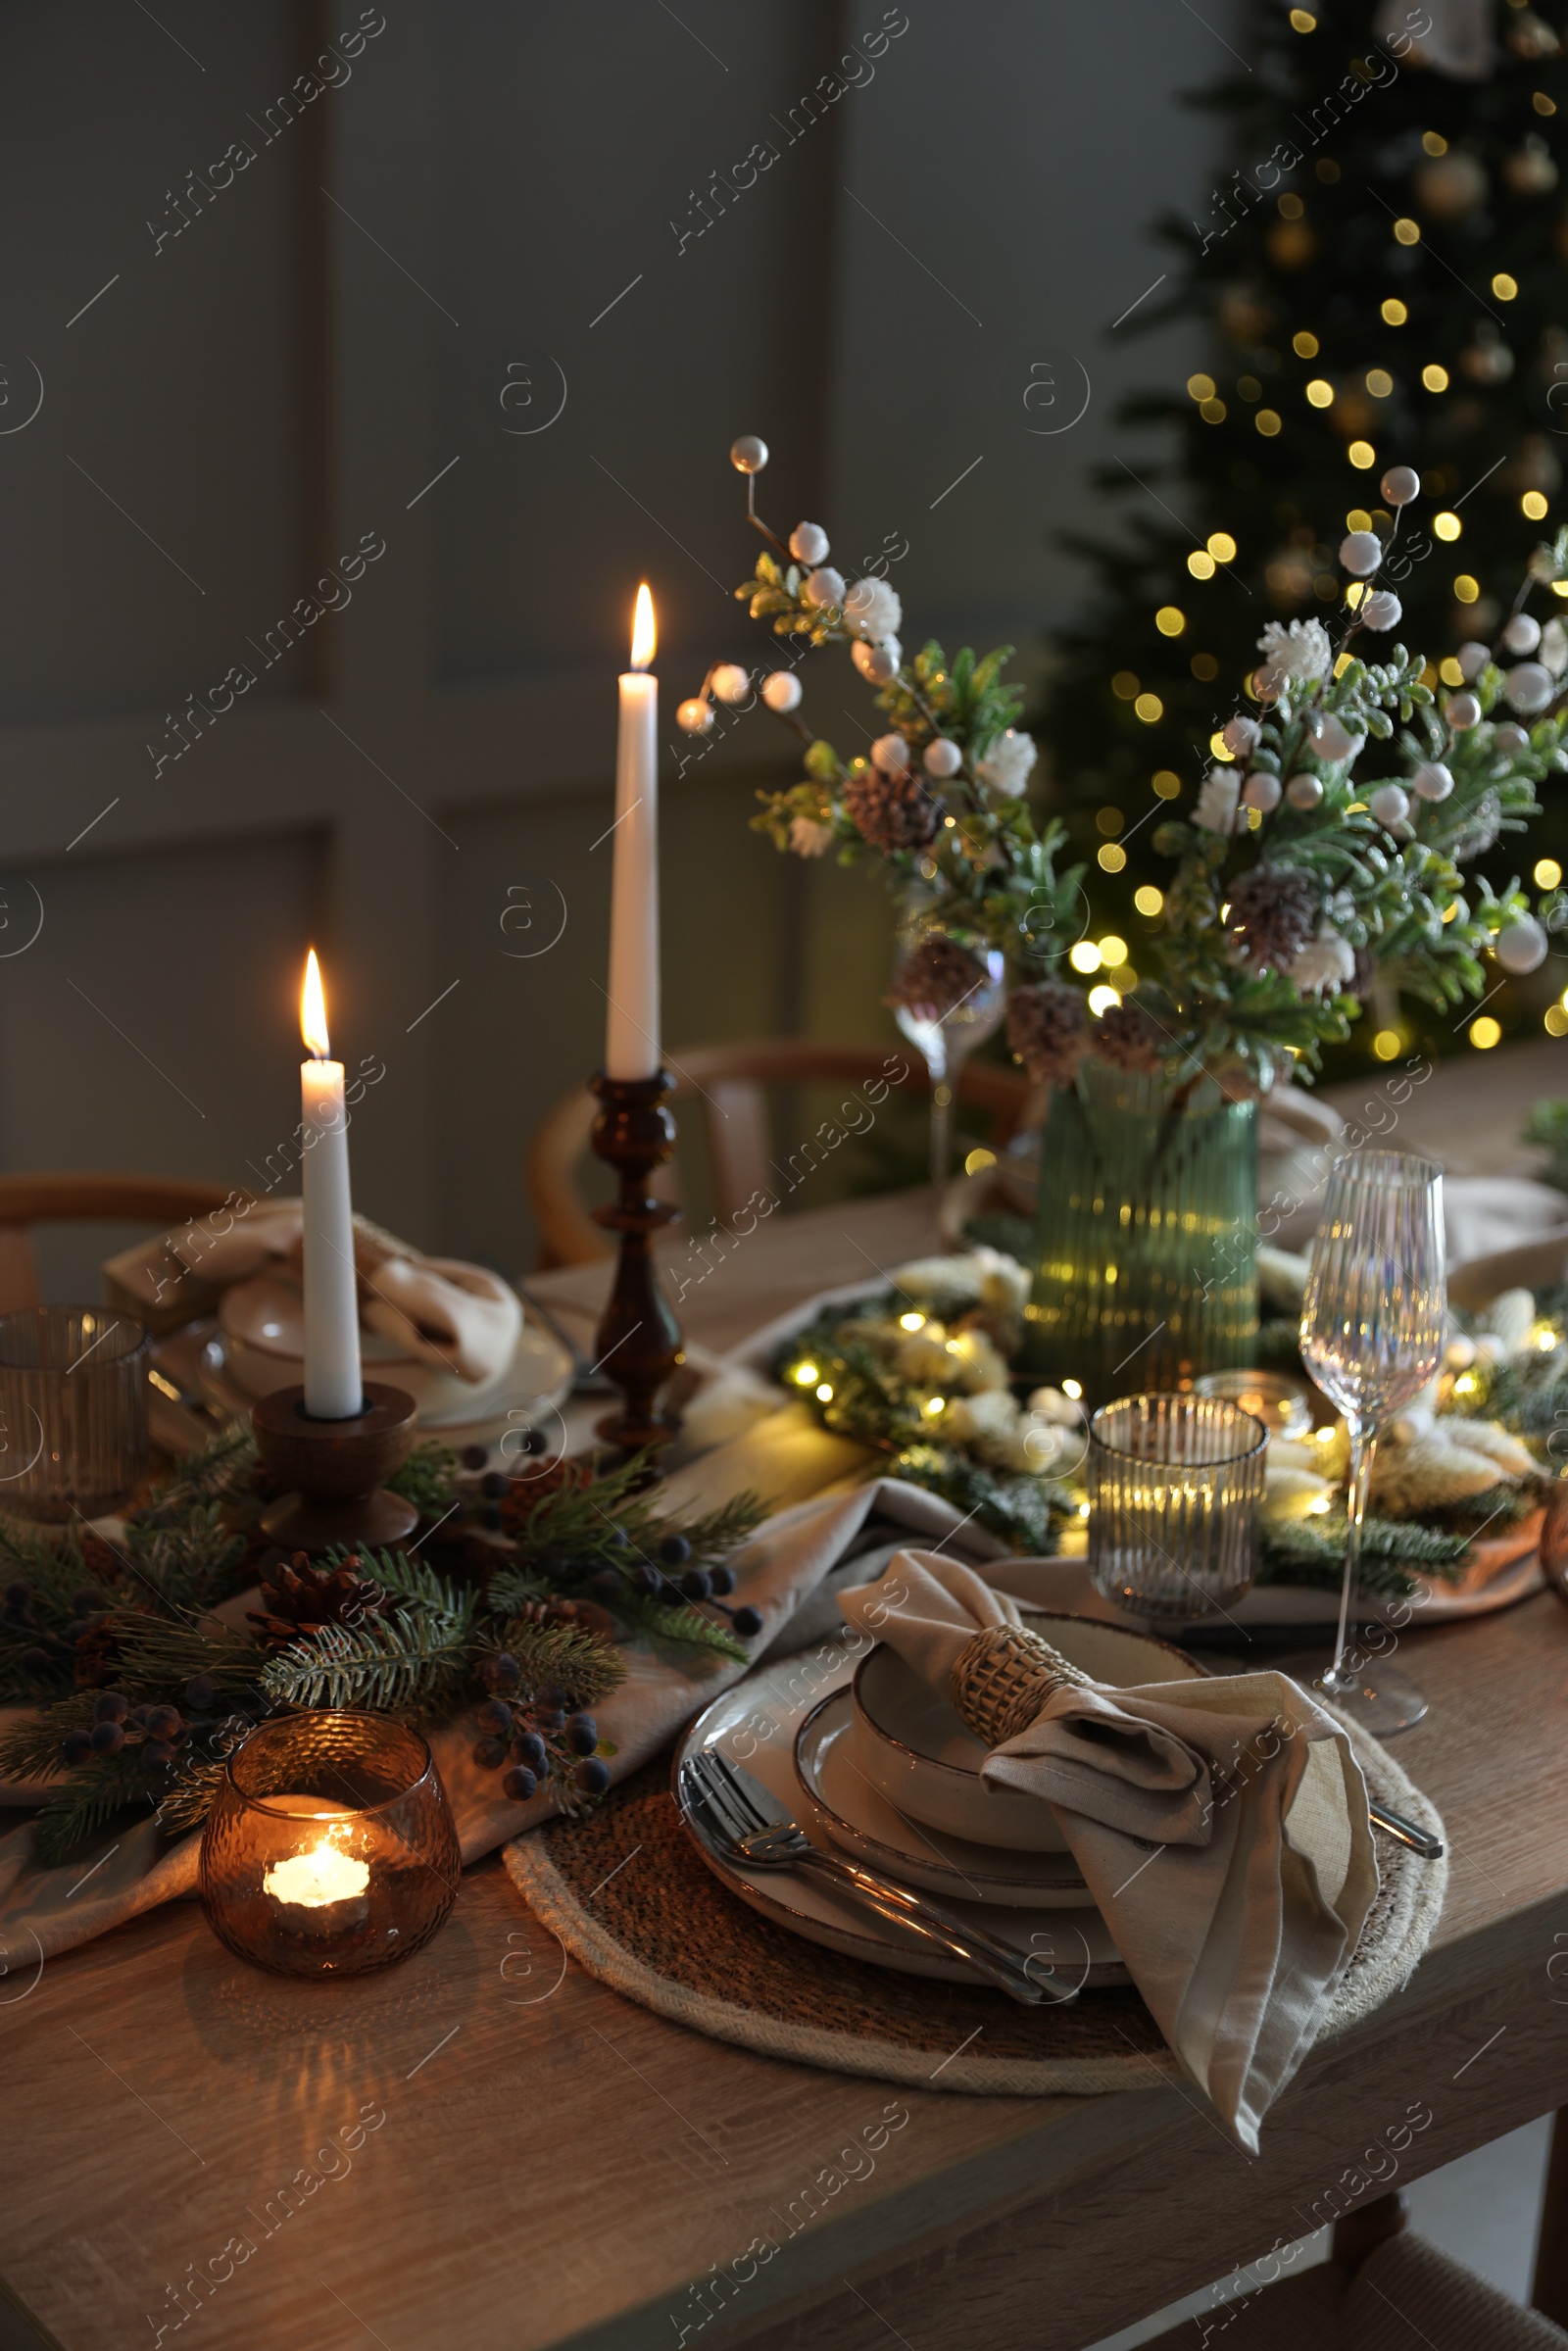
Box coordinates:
[0,1432,763,1863]
[773,1249,1083,1553]
[775,1242,1556,1595]
[685,437,1567,1096]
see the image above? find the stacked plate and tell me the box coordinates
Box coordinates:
[675,1610,1204,1994]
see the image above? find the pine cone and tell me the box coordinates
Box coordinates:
[1226,864,1318,974]
[247,1552,384,1648]
[843,766,940,853]
[1091,1001,1168,1075]
[887,937,986,1022]
[1006,980,1088,1087]
[76,1530,123,1589]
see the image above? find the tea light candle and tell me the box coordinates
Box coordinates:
[263,1833,370,1936]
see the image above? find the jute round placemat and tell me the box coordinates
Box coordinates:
[502,1713,1446,2098]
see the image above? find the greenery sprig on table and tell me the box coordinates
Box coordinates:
[0,1432,765,1865]
[684,437,1568,1098]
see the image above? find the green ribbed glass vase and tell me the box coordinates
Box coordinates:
[1019,1061,1258,1406]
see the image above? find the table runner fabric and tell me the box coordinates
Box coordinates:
[0,1418,1000,1961]
[839,1554,1379,2152]
[503,1707,1445,2101]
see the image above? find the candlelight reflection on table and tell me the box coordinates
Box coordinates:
[200,1712,458,1979]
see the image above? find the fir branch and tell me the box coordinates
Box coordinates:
[152,1751,230,1838]
[32,1750,161,1867]
[386,1441,459,1518]
[614,1592,749,1664]
[1260,1514,1471,1599]
[0,1694,100,1788]
[490,1618,628,1707]
[259,1603,472,1714]
[135,1425,257,1528]
[332,1545,478,1629]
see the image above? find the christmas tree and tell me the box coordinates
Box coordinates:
[1039,0,1568,1065]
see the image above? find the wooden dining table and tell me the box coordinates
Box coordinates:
[5,1053,1568,2351]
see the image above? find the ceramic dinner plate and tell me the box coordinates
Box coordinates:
[794,1689,1096,1908]
[197,1312,573,1445]
[674,1643,1128,1991]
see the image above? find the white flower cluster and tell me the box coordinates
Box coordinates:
[891,1247,1031,1320]
[973,729,1037,802]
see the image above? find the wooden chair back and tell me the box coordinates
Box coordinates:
[0,1173,242,1315]
[525,1041,1040,1267]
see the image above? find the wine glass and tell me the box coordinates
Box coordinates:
[1298,1150,1446,1736]
[889,901,1006,1191]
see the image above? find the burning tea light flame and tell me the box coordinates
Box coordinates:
[264,1834,370,1914]
[301,947,331,1061]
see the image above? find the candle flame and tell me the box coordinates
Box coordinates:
[301,949,331,1061]
[629,581,656,671]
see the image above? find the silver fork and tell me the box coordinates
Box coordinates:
[680,1743,1072,2008]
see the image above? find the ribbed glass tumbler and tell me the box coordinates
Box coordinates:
[200,1712,460,1979]
[0,1306,149,1521]
[1087,1393,1267,1621]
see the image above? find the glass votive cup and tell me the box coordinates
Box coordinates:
[0,1306,149,1521]
[1194,1367,1314,1442]
[1087,1392,1267,1620]
[199,1712,460,1979]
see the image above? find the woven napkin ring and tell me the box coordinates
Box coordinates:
[948,1622,1096,1747]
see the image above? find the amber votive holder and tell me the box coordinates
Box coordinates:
[199,1712,460,1979]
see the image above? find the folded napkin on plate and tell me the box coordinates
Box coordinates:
[108,1200,518,1386]
[0,1466,1000,1963]
[839,1552,1378,2152]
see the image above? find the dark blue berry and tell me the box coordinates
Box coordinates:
[574,1758,611,1795]
[679,1570,711,1602]
[124,1707,150,1734]
[72,1588,104,1614]
[657,1534,691,1568]
[480,1471,507,1499]
[185,1674,220,1711]
[502,1765,538,1802]
[731,1606,763,1639]
[592,1569,623,1600]
[65,1619,91,1645]
[94,1690,129,1725]
[539,1685,568,1708]
[19,1645,50,1673]
[488,1651,521,1690]
[477,1697,513,1735]
[61,1729,92,1766]
[146,1741,174,1769]
[565,1715,599,1756]
[533,1708,565,1736]
[145,1704,182,1740]
[512,1731,548,1772]
[516,1426,545,1455]
[4,1579,32,1608]
[631,1560,660,1595]
[473,1736,507,1769]
[89,1721,125,1756]
[708,1565,736,1595]
[461,1444,488,1472]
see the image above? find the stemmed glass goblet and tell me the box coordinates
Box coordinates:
[1298,1149,1446,1736]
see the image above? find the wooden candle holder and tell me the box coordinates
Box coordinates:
[589,1068,683,1455]
[252,1383,419,1555]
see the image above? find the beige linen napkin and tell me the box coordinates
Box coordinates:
[109,1201,519,1388]
[839,1552,1378,2152]
[0,1473,996,1962]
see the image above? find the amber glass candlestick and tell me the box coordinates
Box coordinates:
[589,1069,683,1453]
